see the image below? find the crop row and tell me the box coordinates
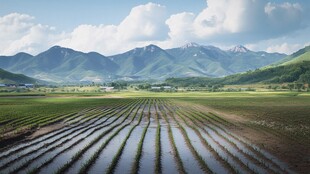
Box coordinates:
[0,98,291,174]
[0,99,145,173]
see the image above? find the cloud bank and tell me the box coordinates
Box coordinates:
[0,1,309,56]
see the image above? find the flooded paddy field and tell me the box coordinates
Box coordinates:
[0,98,295,174]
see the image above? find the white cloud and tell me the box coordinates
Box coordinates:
[0,13,63,55]
[265,2,302,15]
[165,12,195,44]
[0,13,34,41]
[244,26,310,55]
[266,43,302,54]
[264,2,303,35]
[117,3,168,41]
[193,0,247,36]
[58,2,168,55]
[0,1,309,56]
[165,0,307,44]
[165,0,257,42]
[57,24,119,54]
[0,3,169,56]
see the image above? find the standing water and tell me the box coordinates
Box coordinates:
[114,126,145,174]
[88,126,132,173]
[171,127,204,174]
[138,126,156,174]
[160,126,178,174]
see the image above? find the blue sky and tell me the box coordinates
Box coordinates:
[0,0,309,55]
[0,0,206,31]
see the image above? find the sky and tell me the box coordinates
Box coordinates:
[0,0,309,56]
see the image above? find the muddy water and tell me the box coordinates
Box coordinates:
[0,115,115,168]
[0,125,86,169]
[183,125,229,174]
[64,105,143,173]
[211,125,284,174]
[199,128,247,174]
[160,126,178,174]
[0,131,55,158]
[171,127,204,174]
[114,126,144,174]
[138,126,156,174]
[3,116,122,173]
[0,148,46,173]
[0,115,112,163]
[205,127,268,174]
[65,124,121,174]
[37,122,119,174]
[88,126,132,173]
[229,130,295,173]
[0,124,74,158]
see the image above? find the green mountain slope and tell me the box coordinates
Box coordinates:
[166,44,233,77]
[110,45,177,79]
[0,46,119,82]
[0,68,38,84]
[268,45,310,67]
[166,46,310,86]
[166,62,310,86]
[281,49,310,66]
[166,43,285,77]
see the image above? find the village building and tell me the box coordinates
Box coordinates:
[151,86,161,90]
[100,86,114,92]
[163,86,172,89]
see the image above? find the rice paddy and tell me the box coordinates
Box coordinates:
[0,98,296,174]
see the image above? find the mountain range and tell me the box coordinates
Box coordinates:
[0,68,38,84]
[166,45,310,86]
[0,43,286,83]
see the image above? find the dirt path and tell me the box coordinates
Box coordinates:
[27,123,65,140]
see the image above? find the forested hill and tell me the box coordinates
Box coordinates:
[0,68,39,84]
[165,46,310,86]
[166,61,310,86]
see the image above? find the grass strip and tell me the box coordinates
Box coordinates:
[130,113,150,174]
[154,104,161,174]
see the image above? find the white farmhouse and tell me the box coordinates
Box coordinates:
[151,86,161,90]
[100,86,114,92]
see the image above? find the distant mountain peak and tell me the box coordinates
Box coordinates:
[143,44,160,52]
[181,42,200,49]
[229,45,250,53]
[144,44,158,48]
[14,52,33,57]
[50,45,62,50]
[48,45,75,52]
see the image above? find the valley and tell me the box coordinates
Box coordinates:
[1,1,309,174]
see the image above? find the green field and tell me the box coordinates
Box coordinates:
[1,91,309,143]
[0,97,129,138]
[0,91,309,173]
